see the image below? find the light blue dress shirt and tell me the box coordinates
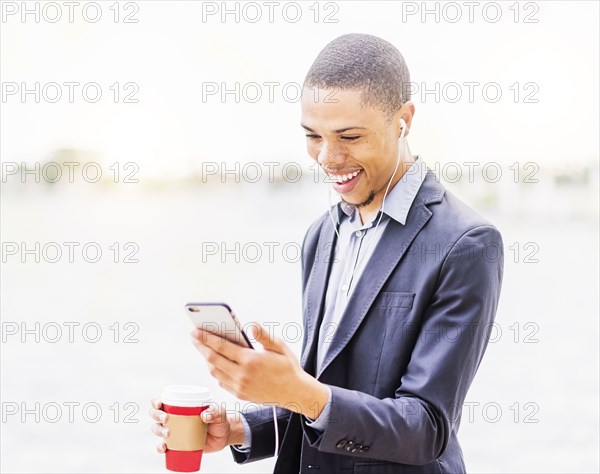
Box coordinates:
[234,156,429,450]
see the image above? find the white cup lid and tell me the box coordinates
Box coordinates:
[161,385,211,407]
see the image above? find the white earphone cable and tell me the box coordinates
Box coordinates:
[290,120,407,454]
[325,119,408,296]
[272,405,278,457]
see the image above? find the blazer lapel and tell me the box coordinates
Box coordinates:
[300,206,340,373]
[315,170,445,379]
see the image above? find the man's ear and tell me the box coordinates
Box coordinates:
[397,101,416,137]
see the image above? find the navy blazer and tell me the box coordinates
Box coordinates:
[231,168,504,473]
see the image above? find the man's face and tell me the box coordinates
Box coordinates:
[300,87,405,209]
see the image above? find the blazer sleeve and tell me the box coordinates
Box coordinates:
[305,225,505,465]
[230,405,293,464]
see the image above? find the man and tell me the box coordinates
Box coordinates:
[150,33,504,473]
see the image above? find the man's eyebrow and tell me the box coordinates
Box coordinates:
[301,124,368,134]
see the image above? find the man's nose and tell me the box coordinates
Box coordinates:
[317,141,345,169]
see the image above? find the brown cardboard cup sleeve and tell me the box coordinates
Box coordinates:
[165,414,207,451]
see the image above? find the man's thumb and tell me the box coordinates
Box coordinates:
[201,404,226,424]
[251,322,285,353]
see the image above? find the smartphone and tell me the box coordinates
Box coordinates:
[186,302,254,349]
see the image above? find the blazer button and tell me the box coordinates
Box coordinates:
[336,439,347,449]
[344,441,355,451]
[307,465,320,470]
[351,445,362,453]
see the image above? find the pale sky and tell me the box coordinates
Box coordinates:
[1,1,598,179]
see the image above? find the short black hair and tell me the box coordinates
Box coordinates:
[303,33,411,122]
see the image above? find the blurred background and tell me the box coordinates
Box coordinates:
[1,1,598,473]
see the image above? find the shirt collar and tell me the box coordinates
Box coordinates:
[337,155,428,226]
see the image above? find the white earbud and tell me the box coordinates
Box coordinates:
[399,118,407,140]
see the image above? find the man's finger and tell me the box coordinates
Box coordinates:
[191,329,246,363]
[151,423,169,438]
[149,406,167,423]
[191,334,239,374]
[206,361,238,388]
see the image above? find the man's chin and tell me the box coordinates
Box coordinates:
[341,190,376,208]
[340,196,359,208]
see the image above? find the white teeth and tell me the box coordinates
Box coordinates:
[333,169,361,183]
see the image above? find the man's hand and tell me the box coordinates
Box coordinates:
[149,398,245,454]
[191,323,329,419]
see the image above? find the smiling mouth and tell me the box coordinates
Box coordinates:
[327,168,363,183]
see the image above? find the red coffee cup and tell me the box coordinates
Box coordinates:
[161,385,212,472]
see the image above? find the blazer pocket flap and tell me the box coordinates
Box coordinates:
[373,291,415,309]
